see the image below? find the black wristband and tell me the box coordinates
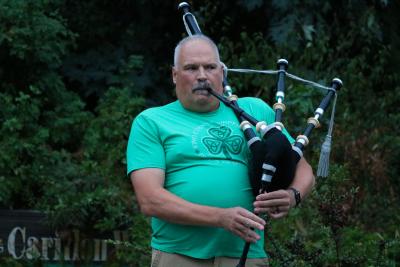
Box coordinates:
[289,187,301,207]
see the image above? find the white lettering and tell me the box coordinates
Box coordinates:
[101,240,107,261]
[63,234,72,261]
[3,226,116,262]
[26,237,40,259]
[41,237,54,260]
[72,230,80,260]
[7,227,25,259]
[93,239,100,261]
[53,237,61,261]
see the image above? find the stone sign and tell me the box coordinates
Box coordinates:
[0,210,128,265]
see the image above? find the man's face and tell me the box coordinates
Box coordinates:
[172,39,224,113]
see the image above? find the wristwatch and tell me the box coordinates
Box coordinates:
[288,187,301,207]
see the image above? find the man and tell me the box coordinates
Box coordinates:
[127,35,315,267]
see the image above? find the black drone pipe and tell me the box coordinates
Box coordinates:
[273,59,289,126]
[292,78,342,153]
[178,2,202,35]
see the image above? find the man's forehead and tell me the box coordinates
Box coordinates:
[180,58,220,68]
[180,42,218,62]
[181,39,215,54]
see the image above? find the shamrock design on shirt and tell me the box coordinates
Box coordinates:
[202,126,243,159]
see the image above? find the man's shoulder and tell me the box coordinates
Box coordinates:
[237,96,270,108]
[235,97,274,121]
[137,100,180,119]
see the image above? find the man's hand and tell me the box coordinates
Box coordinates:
[252,157,315,219]
[253,190,293,219]
[217,207,266,243]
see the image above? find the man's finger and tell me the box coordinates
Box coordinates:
[238,209,266,227]
[236,227,261,243]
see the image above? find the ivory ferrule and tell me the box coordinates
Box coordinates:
[240,121,252,131]
[296,135,310,146]
[273,102,286,112]
[307,117,320,128]
[256,121,267,133]
[227,94,238,101]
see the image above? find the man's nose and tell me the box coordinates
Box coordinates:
[197,66,207,80]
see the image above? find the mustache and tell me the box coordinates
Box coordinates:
[192,82,213,92]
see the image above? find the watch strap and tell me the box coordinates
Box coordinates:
[289,187,301,207]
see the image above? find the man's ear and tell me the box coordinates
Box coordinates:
[172,66,177,84]
[220,64,225,83]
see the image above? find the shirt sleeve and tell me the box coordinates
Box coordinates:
[126,112,166,176]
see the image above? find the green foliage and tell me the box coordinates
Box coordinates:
[0,0,75,66]
[267,164,400,266]
[106,214,151,267]
[36,86,145,230]
[0,0,148,264]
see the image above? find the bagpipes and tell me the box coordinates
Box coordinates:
[178,2,342,266]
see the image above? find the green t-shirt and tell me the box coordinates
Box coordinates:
[126,97,294,259]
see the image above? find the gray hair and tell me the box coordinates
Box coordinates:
[173,35,221,67]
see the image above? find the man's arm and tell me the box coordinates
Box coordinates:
[253,157,315,219]
[287,156,315,204]
[131,168,266,243]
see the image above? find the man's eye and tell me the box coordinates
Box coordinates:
[186,66,197,71]
[206,65,217,70]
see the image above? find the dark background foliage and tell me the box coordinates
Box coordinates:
[1,0,399,266]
